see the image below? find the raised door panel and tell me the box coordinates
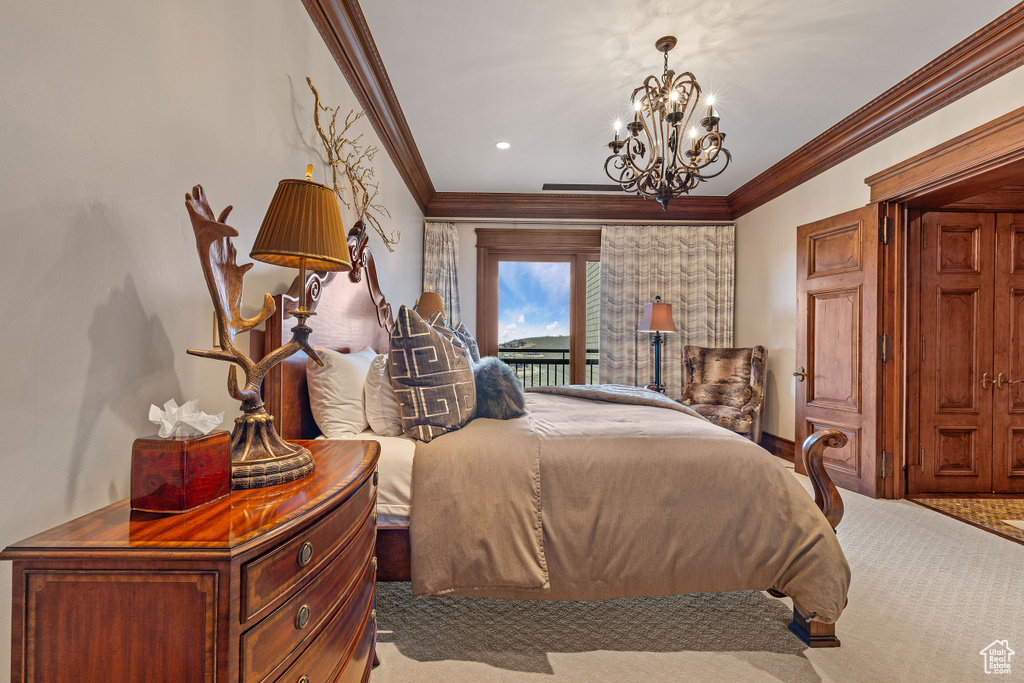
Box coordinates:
[934,289,980,412]
[914,211,993,494]
[808,223,861,277]
[806,420,861,477]
[937,225,981,273]
[934,427,980,476]
[796,204,881,497]
[993,213,1024,492]
[807,288,860,412]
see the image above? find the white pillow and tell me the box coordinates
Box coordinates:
[363,354,404,436]
[306,346,377,438]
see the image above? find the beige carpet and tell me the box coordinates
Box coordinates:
[372,469,1024,682]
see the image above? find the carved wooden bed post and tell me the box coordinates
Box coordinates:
[801,429,846,530]
[770,428,847,647]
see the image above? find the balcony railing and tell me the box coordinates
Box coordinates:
[497,347,600,387]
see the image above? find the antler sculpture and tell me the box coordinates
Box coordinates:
[185,185,320,489]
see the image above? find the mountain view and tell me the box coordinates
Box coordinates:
[497,261,571,344]
[499,335,570,352]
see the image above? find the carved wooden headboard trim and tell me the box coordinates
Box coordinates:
[255,226,396,440]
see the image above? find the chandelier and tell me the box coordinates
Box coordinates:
[605,36,731,209]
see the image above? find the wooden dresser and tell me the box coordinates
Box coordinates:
[1,439,379,683]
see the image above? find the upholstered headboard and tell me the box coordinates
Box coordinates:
[253,227,395,440]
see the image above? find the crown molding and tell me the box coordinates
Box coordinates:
[426,192,735,222]
[865,104,1024,206]
[728,4,1024,218]
[301,0,434,212]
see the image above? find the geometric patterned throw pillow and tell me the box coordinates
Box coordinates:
[454,321,481,362]
[425,311,480,362]
[389,306,477,442]
[425,310,463,347]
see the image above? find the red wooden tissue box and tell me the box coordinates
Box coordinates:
[131,431,230,513]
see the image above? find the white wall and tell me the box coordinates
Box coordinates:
[0,2,422,678]
[735,65,1024,439]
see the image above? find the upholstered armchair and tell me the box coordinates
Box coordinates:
[680,345,767,443]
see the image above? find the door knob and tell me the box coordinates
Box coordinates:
[982,372,994,389]
[997,372,1009,390]
[793,367,807,382]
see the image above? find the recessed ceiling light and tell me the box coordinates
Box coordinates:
[495,141,511,150]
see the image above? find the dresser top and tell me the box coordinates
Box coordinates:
[1,440,379,556]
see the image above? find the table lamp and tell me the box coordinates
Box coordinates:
[637,295,678,393]
[185,166,352,489]
[415,289,445,321]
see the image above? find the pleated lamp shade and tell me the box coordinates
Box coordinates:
[637,297,678,333]
[250,178,352,272]
[415,291,445,320]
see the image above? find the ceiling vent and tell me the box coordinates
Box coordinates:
[542,183,624,192]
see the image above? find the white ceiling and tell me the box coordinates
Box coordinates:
[360,0,1015,196]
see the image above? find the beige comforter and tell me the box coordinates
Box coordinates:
[409,388,850,623]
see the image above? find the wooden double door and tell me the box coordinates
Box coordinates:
[912,211,1024,494]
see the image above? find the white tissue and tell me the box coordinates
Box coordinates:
[149,399,224,438]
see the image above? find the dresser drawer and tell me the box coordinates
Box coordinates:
[243,475,375,621]
[275,560,375,683]
[334,614,376,683]
[242,513,375,683]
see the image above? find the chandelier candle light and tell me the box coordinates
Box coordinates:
[605,36,730,209]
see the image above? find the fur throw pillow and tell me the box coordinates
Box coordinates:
[473,356,527,420]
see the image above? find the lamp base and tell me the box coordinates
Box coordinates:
[228,410,315,489]
[231,448,314,490]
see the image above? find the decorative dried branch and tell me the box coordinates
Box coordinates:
[307,77,399,252]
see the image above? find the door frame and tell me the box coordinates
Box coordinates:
[867,104,1024,498]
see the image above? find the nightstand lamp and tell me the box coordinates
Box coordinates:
[637,296,678,393]
[415,289,445,320]
[185,166,351,489]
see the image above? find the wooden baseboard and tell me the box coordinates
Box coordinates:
[760,432,795,462]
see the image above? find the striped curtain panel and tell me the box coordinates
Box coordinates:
[599,224,735,399]
[421,221,461,324]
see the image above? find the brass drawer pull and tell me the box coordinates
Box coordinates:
[297,541,313,567]
[372,556,378,573]
[296,604,311,630]
[371,609,377,625]
[298,676,310,683]
[372,512,378,527]
[373,469,379,486]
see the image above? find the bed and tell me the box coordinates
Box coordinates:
[252,228,851,648]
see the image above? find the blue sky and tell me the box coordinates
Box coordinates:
[498,261,570,343]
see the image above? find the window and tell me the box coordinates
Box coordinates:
[476,229,600,385]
